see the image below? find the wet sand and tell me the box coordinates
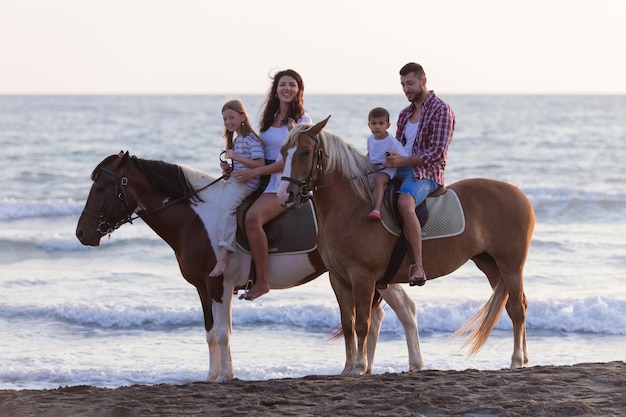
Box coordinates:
[0,362,623,416]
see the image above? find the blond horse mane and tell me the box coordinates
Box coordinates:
[285,124,375,203]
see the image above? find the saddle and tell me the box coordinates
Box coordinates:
[377,179,464,288]
[235,188,317,255]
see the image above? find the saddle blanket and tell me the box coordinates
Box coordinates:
[381,189,465,240]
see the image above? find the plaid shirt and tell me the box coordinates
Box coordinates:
[395,91,455,185]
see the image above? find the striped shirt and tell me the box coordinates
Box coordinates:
[232,133,264,190]
[395,91,455,185]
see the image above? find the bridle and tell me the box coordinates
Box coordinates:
[280,131,325,202]
[280,130,383,203]
[81,164,222,238]
[77,165,135,237]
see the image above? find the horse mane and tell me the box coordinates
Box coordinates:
[92,154,202,205]
[285,124,375,202]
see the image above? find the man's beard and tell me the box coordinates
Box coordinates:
[408,86,424,103]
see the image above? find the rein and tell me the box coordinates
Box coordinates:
[87,165,223,237]
[281,131,383,199]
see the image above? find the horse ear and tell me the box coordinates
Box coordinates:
[120,151,130,165]
[287,118,296,131]
[307,115,331,136]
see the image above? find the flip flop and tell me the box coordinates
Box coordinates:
[408,262,427,286]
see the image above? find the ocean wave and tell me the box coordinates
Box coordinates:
[524,187,626,223]
[0,234,161,253]
[0,367,205,390]
[0,234,88,252]
[0,304,204,329]
[2,296,624,335]
[2,188,625,224]
[0,198,84,221]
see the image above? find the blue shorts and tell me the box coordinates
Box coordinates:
[395,166,440,205]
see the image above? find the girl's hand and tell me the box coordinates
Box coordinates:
[224,149,237,160]
[220,161,232,177]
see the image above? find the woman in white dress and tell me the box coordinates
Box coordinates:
[234,69,311,300]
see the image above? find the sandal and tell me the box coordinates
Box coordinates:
[408,262,427,287]
[368,210,382,221]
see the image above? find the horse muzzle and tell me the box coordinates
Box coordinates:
[75,224,103,246]
[75,210,108,246]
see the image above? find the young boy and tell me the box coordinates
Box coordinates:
[366,107,407,220]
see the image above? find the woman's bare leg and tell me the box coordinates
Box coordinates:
[242,193,285,300]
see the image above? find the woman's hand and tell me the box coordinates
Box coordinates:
[233,168,255,182]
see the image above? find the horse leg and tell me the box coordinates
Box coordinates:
[473,254,528,368]
[353,280,376,376]
[197,287,221,381]
[206,328,220,381]
[211,290,235,382]
[502,271,528,368]
[366,297,384,374]
[329,273,358,376]
[521,293,529,365]
[378,284,424,371]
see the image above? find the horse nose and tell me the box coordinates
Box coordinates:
[76,227,84,241]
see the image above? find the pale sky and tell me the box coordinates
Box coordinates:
[1,0,624,95]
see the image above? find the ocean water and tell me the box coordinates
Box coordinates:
[1,94,625,390]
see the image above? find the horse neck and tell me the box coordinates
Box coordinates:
[127,174,207,252]
[312,172,362,225]
[142,202,200,247]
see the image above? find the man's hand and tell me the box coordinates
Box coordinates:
[384,151,403,168]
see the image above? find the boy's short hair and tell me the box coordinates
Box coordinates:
[368,107,389,121]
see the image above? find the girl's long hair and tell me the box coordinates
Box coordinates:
[222,99,259,149]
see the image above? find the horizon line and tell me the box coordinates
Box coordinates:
[2,91,625,96]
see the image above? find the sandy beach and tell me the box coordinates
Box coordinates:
[0,361,623,416]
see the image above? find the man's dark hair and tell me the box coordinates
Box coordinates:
[399,62,426,79]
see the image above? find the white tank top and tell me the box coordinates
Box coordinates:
[403,120,419,154]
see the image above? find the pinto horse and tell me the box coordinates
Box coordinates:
[277,118,535,375]
[75,151,425,382]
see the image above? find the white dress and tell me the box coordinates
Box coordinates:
[260,113,312,193]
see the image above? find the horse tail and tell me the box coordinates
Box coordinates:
[328,290,383,341]
[451,280,508,355]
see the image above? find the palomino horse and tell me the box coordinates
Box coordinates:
[75,151,424,382]
[277,119,535,375]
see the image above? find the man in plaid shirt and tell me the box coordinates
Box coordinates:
[384,62,455,286]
